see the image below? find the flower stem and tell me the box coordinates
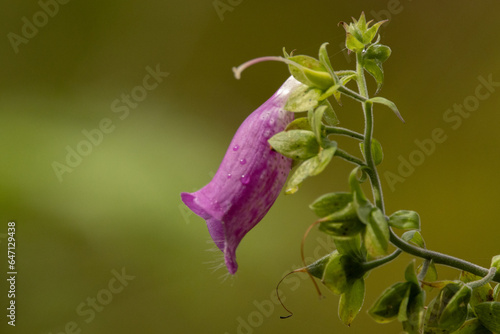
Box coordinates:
[389,230,500,283]
[325,126,364,140]
[362,249,402,272]
[334,148,366,167]
[355,52,385,211]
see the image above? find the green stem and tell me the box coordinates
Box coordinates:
[325,126,364,140]
[362,249,402,272]
[334,148,366,167]
[390,230,500,283]
[468,267,497,289]
[355,52,385,211]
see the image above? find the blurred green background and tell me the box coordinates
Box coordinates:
[1,1,500,333]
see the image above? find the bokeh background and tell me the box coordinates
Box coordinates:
[1,1,500,333]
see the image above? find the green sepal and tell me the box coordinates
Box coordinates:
[460,271,494,307]
[474,302,500,333]
[363,207,390,258]
[306,253,332,279]
[418,260,438,286]
[363,44,391,63]
[320,218,365,238]
[368,96,404,122]
[318,42,339,84]
[388,210,421,230]
[312,105,327,145]
[284,51,334,90]
[363,60,384,94]
[369,282,412,323]
[284,84,322,112]
[339,278,365,326]
[402,290,426,334]
[397,284,412,322]
[359,138,383,165]
[322,251,348,295]
[345,33,365,53]
[285,143,337,194]
[402,230,426,248]
[285,117,312,131]
[268,130,319,160]
[405,260,419,286]
[333,234,366,261]
[426,282,472,332]
[363,20,387,44]
[319,99,339,126]
[453,318,492,334]
[309,192,353,218]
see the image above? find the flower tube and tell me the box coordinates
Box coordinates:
[181,76,302,274]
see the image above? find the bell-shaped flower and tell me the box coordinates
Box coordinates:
[181,76,302,274]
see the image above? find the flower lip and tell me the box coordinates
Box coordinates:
[181,76,302,274]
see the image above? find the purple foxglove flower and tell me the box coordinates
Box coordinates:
[181,76,302,274]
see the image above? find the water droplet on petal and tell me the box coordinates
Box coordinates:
[233,145,239,151]
[239,158,246,165]
[268,118,275,126]
[227,173,232,179]
[240,174,250,185]
[264,129,272,138]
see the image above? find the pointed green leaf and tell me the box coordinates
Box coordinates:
[369,96,404,122]
[339,278,365,326]
[369,282,411,323]
[284,84,322,112]
[388,210,421,230]
[269,130,319,160]
[474,302,500,333]
[309,192,353,217]
[363,60,384,94]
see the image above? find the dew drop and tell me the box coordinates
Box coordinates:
[263,129,272,138]
[233,145,239,151]
[240,174,250,185]
[227,173,232,179]
[239,158,247,165]
[268,118,275,126]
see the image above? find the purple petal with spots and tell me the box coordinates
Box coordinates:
[181,76,302,274]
